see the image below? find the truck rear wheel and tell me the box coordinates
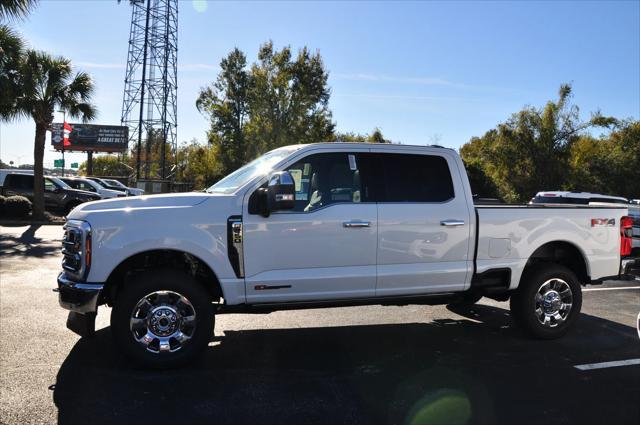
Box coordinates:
[510,264,582,339]
[110,269,214,368]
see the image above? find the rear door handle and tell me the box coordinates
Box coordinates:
[440,219,465,227]
[343,220,371,228]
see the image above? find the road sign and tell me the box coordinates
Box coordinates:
[54,159,64,168]
[70,163,79,169]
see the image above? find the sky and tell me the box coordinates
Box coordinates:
[1,0,639,168]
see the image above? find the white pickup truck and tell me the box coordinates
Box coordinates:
[57,143,633,368]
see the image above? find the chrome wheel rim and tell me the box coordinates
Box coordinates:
[535,278,573,328]
[130,291,197,353]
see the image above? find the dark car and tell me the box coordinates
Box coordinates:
[1,173,101,215]
[85,177,129,195]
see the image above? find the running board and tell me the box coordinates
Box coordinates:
[216,292,459,314]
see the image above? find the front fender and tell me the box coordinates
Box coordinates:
[81,198,243,302]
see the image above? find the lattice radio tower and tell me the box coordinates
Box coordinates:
[121,0,178,181]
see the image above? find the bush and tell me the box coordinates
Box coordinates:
[2,195,32,218]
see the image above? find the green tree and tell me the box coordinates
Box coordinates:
[0,0,38,21]
[247,41,334,152]
[128,128,175,179]
[7,51,96,219]
[568,120,640,199]
[197,41,335,176]
[460,84,616,203]
[0,25,24,117]
[79,155,132,177]
[196,48,250,174]
[175,139,223,189]
[336,127,392,143]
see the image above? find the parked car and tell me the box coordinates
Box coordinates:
[60,177,127,199]
[530,191,629,206]
[1,173,100,214]
[100,178,145,196]
[0,168,33,187]
[628,202,640,256]
[84,177,130,195]
[57,143,632,368]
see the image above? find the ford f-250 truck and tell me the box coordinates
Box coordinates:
[57,143,633,368]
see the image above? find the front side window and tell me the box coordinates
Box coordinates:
[378,153,454,202]
[44,178,56,192]
[78,181,95,192]
[285,153,366,212]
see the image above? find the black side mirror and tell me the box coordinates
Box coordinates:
[258,171,295,217]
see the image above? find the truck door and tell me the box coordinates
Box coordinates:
[44,178,62,209]
[374,150,473,296]
[242,151,378,303]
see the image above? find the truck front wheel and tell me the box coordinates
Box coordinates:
[510,264,582,339]
[110,269,214,368]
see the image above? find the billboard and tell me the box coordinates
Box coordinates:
[51,123,128,152]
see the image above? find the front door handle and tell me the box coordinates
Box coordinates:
[343,220,371,228]
[440,219,465,227]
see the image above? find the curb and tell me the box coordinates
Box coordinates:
[0,219,65,226]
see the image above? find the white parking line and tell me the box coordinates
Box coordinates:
[574,359,640,371]
[583,286,640,292]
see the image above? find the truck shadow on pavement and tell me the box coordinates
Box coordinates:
[0,225,60,257]
[52,304,640,425]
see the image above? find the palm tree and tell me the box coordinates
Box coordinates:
[0,0,39,21]
[0,24,24,117]
[12,51,96,219]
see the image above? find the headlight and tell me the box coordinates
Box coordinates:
[62,220,92,281]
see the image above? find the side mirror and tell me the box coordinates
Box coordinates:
[258,171,295,217]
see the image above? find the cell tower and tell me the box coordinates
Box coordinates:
[121,0,178,181]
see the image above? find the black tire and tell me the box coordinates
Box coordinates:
[450,292,483,306]
[510,264,582,339]
[111,269,214,369]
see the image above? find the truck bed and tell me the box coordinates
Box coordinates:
[474,204,627,288]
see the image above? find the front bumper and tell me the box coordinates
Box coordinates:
[57,272,104,314]
[57,272,104,337]
[621,257,640,281]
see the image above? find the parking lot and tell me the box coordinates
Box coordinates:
[1,224,639,425]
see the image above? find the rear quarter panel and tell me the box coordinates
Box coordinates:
[476,206,626,288]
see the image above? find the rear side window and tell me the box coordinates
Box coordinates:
[6,174,33,190]
[378,153,454,202]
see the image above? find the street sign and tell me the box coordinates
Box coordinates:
[54,159,64,168]
[71,163,79,169]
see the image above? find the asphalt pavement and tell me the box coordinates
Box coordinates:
[1,224,639,425]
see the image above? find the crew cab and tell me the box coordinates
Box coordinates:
[56,143,632,368]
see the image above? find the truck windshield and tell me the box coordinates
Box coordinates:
[48,176,71,190]
[206,147,299,194]
[104,179,127,188]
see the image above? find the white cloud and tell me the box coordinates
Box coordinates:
[178,63,219,72]
[74,62,219,72]
[75,62,124,70]
[332,73,469,88]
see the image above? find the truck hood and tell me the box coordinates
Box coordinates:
[69,192,211,216]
